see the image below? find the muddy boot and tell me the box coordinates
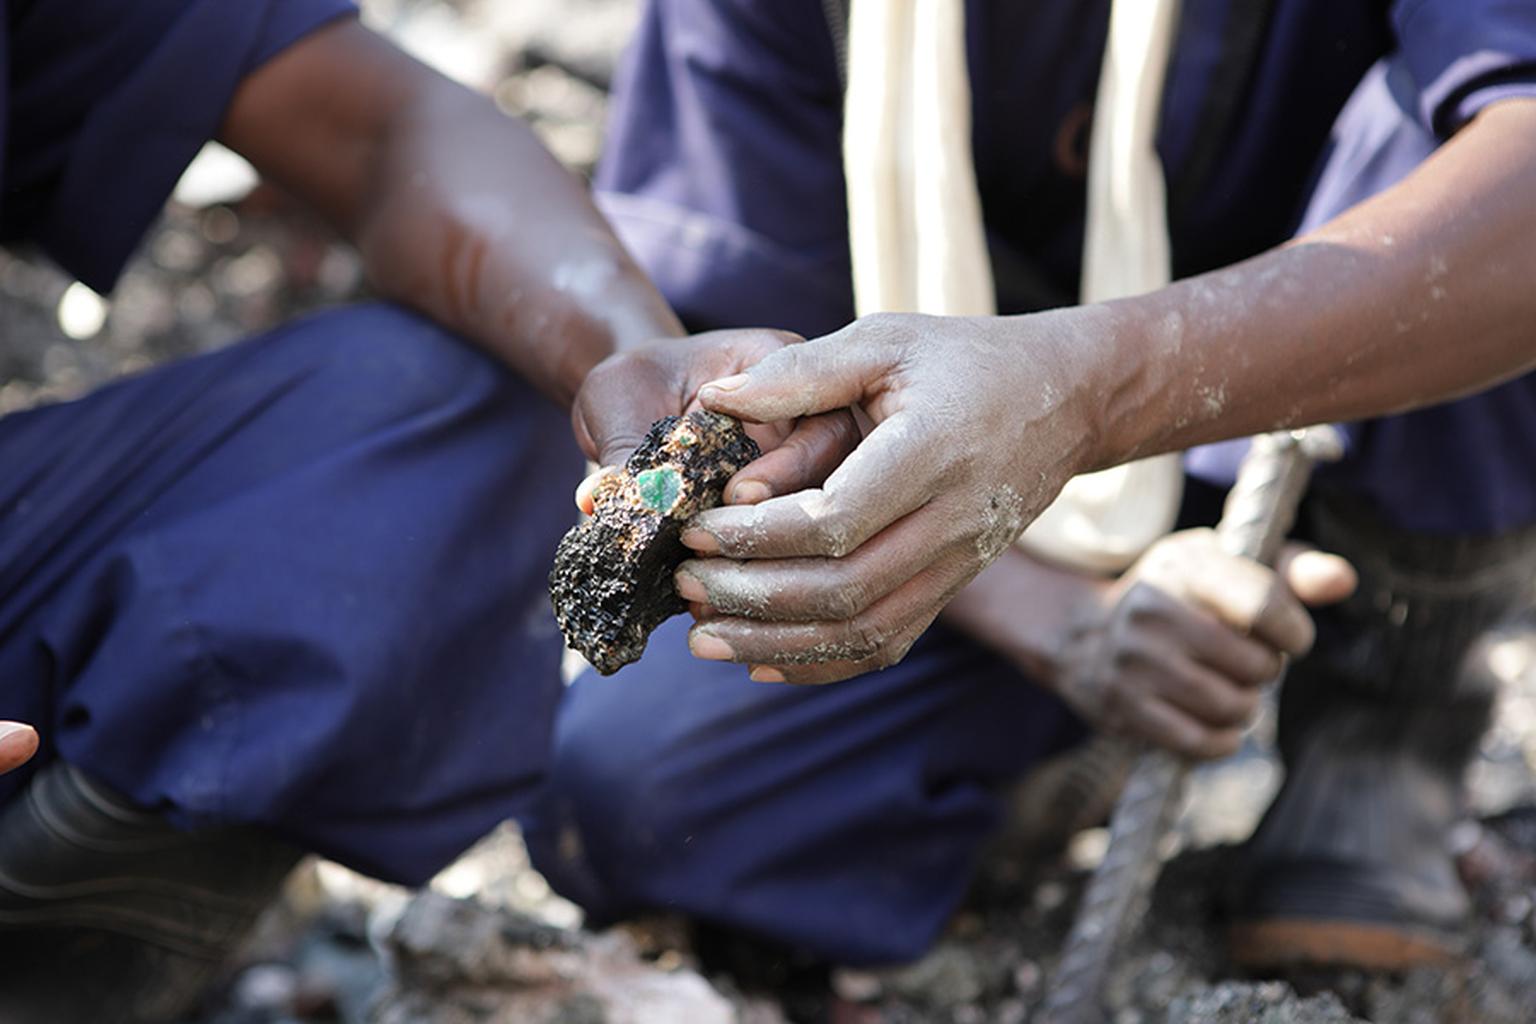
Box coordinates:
[1228,498,1536,972]
[0,761,301,1023]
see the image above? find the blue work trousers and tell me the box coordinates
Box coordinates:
[0,303,582,885]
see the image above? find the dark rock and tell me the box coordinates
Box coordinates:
[550,411,759,674]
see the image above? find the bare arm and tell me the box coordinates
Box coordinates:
[219,17,681,409]
[1095,98,1536,465]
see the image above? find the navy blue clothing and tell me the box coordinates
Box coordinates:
[0,306,583,883]
[527,0,1536,964]
[527,615,1084,964]
[596,0,1536,534]
[0,0,585,884]
[3,0,355,292]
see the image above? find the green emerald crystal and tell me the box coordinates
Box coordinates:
[635,467,683,513]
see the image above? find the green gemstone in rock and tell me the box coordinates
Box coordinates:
[635,467,683,513]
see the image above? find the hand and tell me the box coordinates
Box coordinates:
[572,330,861,513]
[1052,529,1356,759]
[0,721,38,775]
[675,309,1108,683]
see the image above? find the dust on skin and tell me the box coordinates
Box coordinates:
[975,484,1027,564]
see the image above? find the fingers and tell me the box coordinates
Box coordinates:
[578,359,675,469]
[1119,698,1244,761]
[0,721,38,775]
[1153,650,1263,727]
[1100,620,1262,734]
[1177,548,1316,657]
[676,502,957,621]
[697,320,901,424]
[684,412,943,559]
[685,546,968,673]
[1278,544,1357,607]
[578,407,859,517]
[576,329,796,469]
[748,654,892,686]
[723,410,862,506]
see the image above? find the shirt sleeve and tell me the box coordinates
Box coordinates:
[4,0,358,292]
[1392,0,1536,136]
[594,0,854,337]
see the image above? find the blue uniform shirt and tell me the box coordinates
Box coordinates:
[1,0,356,293]
[598,0,1536,534]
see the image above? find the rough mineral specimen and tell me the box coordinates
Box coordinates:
[550,411,761,674]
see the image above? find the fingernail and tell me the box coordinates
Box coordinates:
[0,722,36,753]
[729,480,772,505]
[574,468,614,513]
[689,630,733,661]
[681,527,721,555]
[675,568,707,603]
[749,666,786,683]
[700,373,750,395]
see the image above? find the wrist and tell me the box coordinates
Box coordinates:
[1075,295,1178,471]
[543,263,685,405]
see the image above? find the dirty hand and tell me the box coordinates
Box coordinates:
[0,721,38,775]
[572,330,861,514]
[677,310,1100,683]
[1054,529,1356,760]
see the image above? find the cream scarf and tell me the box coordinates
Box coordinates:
[842,0,1184,573]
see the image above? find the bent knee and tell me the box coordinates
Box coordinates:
[533,685,711,902]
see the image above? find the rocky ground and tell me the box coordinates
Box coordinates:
[4,2,1536,1022]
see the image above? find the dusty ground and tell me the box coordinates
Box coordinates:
[4,2,1536,1022]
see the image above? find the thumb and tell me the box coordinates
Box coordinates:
[0,721,38,775]
[1278,543,1358,607]
[698,328,896,424]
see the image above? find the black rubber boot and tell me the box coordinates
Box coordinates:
[1228,498,1536,972]
[0,762,301,1023]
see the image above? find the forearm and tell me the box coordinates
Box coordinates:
[223,20,680,407]
[1081,99,1536,468]
[354,74,681,404]
[938,547,1108,686]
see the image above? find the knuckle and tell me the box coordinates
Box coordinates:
[847,617,889,662]
[1122,585,1169,627]
[823,578,868,621]
[1110,645,1140,674]
[811,509,857,558]
[853,311,921,349]
[1099,685,1132,723]
[1112,635,1157,673]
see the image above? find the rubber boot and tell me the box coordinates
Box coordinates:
[0,762,301,1023]
[1228,498,1536,972]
